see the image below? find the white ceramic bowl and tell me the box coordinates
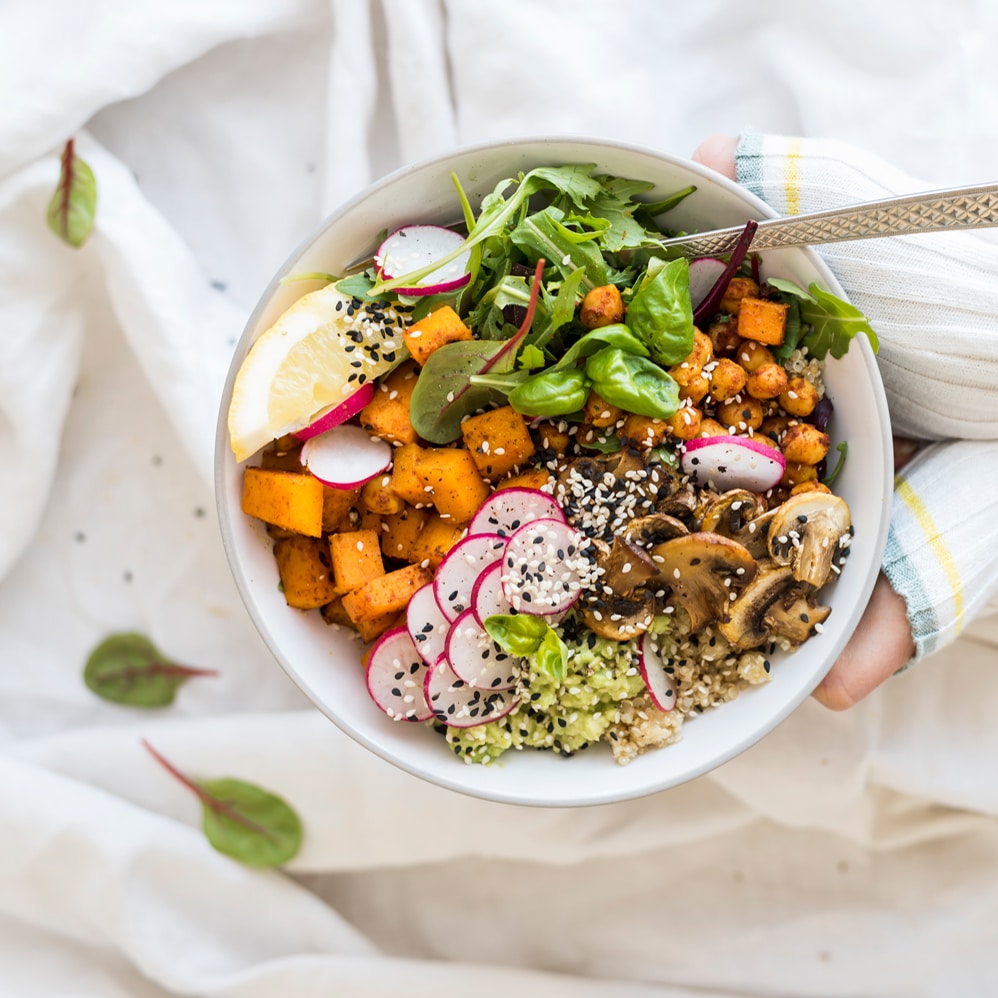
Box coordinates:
[215,137,892,807]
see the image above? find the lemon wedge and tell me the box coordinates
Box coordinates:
[227,284,409,462]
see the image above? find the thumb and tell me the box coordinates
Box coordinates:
[691,136,738,181]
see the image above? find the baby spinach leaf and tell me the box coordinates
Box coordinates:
[47,139,96,248]
[143,740,302,868]
[535,628,569,684]
[84,633,217,708]
[484,614,568,683]
[553,324,649,371]
[507,367,589,418]
[585,346,680,420]
[625,256,694,365]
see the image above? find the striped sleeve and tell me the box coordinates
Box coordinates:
[735,133,998,662]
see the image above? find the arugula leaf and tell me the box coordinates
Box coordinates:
[84,633,217,708]
[518,344,547,370]
[822,441,848,486]
[625,256,694,365]
[47,139,97,248]
[509,206,607,290]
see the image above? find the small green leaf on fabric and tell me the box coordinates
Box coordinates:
[142,740,303,868]
[84,632,217,707]
[46,139,97,248]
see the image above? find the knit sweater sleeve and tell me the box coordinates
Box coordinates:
[735,133,998,662]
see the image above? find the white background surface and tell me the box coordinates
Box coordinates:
[2,2,998,995]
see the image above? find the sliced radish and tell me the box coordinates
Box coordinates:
[500,517,588,616]
[680,436,786,492]
[300,423,392,489]
[445,609,521,690]
[293,383,375,441]
[423,655,519,728]
[432,533,506,622]
[364,626,433,721]
[406,584,451,665]
[375,224,471,296]
[687,257,729,311]
[638,632,677,713]
[468,488,565,539]
[471,561,515,625]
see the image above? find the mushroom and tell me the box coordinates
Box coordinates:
[655,484,700,529]
[718,564,830,650]
[699,489,778,559]
[650,532,758,633]
[596,536,659,595]
[580,588,657,641]
[766,492,852,589]
[624,512,689,550]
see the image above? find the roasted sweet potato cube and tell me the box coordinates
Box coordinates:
[381,505,430,561]
[414,447,490,522]
[402,305,473,366]
[328,528,386,595]
[320,596,353,628]
[408,513,464,568]
[390,442,428,506]
[354,610,405,643]
[460,406,537,480]
[242,467,324,537]
[341,563,433,623]
[495,468,553,492]
[358,361,420,445]
[736,297,788,346]
[322,485,359,533]
[273,535,338,609]
[361,473,404,515]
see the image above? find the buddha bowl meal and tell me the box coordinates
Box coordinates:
[216,139,891,805]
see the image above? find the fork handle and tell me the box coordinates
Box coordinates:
[658,183,998,257]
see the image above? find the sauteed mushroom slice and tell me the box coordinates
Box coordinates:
[596,536,659,595]
[580,588,657,641]
[651,532,758,633]
[699,489,777,559]
[624,513,689,550]
[767,492,852,589]
[718,565,830,650]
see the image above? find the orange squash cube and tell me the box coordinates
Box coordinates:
[402,305,473,366]
[242,467,324,537]
[736,297,788,346]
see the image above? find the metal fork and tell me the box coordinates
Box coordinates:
[657,182,998,257]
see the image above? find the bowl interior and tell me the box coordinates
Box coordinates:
[215,137,892,807]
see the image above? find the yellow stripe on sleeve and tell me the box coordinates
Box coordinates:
[895,478,965,635]
[784,137,802,216]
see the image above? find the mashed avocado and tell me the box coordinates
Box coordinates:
[445,623,648,765]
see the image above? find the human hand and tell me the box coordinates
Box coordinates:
[691,136,916,709]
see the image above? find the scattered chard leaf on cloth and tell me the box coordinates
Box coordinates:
[84,632,218,707]
[46,138,97,248]
[142,740,303,868]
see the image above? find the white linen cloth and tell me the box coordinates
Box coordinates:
[2,2,998,996]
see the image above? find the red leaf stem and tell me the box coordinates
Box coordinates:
[479,257,546,375]
[57,139,76,242]
[692,220,758,326]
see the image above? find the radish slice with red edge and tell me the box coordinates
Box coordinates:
[406,584,451,665]
[468,487,565,539]
[687,257,729,311]
[300,423,392,489]
[501,517,589,615]
[432,533,506,622]
[365,626,433,721]
[638,632,677,712]
[423,655,519,728]
[471,561,514,625]
[293,382,375,441]
[374,225,471,296]
[680,435,786,493]
[445,609,520,690]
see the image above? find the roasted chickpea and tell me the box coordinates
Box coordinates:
[781,461,819,488]
[779,376,821,417]
[735,339,775,373]
[583,391,623,428]
[746,362,789,400]
[707,319,741,356]
[759,415,797,445]
[715,396,764,432]
[790,480,832,496]
[708,358,748,401]
[669,330,713,385]
[719,276,760,315]
[580,284,625,329]
[750,433,781,452]
[679,373,711,405]
[697,418,730,438]
[533,421,573,454]
[621,413,669,449]
[662,404,703,441]
[781,423,831,465]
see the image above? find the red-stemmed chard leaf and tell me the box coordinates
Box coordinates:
[46,139,97,248]
[142,740,303,868]
[691,220,758,326]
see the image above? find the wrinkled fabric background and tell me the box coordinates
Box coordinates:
[2,2,998,995]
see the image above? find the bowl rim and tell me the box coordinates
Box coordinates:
[214,135,894,806]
